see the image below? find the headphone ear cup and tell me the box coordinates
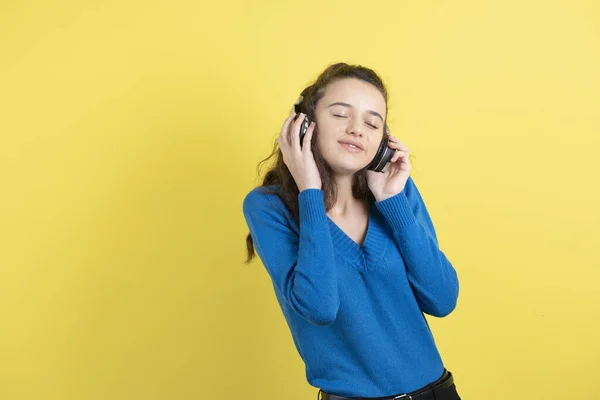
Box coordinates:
[293,85,315,147]
[367,129,395,172]
[293,102,310,147]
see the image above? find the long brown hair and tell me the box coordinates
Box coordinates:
[245,62,390,264]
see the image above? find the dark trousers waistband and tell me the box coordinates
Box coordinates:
[319,369,454,400]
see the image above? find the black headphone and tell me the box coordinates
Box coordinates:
[293,87,394,173]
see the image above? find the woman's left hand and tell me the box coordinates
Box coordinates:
[366,136,411,202]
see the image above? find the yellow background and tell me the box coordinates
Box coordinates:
[1,0,599,399]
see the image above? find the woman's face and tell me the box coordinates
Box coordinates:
[313,78,387,176]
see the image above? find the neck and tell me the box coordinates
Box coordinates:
[330,174,363,215]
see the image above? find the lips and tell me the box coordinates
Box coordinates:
[338,140,364,150]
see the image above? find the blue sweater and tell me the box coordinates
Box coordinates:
[242,176,459,397]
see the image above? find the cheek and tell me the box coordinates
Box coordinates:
[314,132,341,163]
[314,121,336,138]
[367,135,384,154]
[314,125,336,148]
[314,132,331,155]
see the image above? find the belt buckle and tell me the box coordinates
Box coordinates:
[393,395,411,400]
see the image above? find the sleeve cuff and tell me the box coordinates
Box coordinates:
[298,189,327,224]
[375,190,418,230]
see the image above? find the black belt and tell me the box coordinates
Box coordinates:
[319,369,454,400]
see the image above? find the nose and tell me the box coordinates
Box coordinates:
[346,117,363,137]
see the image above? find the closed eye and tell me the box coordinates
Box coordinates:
[333,113,379,129]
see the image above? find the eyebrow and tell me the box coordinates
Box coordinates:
[326,102,384,122]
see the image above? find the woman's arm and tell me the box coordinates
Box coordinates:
[243,188,340,326]
[375,176,459,317]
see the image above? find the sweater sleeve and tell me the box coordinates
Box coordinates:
[242,188,340,326]
[375,176,459,317]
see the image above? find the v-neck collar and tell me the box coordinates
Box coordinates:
[326,202,388,268]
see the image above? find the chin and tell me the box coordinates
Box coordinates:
[328,161,369,176]
[319,146,371,176]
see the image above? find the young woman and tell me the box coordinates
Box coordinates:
[242,62,461,400]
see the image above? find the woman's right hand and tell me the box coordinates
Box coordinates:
[278,111,322,192]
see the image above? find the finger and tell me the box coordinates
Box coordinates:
[397,150,410,168]
[386,138,402,149]
[388,136,409,151]
[302,121,316,154]
[390,148,408,162]
[289,112,306,151]
[387,141,409,154]
[386,149,410,171]
[401,153,412,172]
[280,112,296,138]
[279,113,297,149]
[381,162,391,174]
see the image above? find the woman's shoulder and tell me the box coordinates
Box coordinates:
[242,184,288,217]
[243,183,282,202]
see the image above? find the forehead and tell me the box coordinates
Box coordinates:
[320,78,386,113]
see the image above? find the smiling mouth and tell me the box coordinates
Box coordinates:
[339,142,364,152]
